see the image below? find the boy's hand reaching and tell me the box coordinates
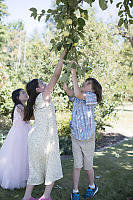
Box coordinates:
[63,83,74,97]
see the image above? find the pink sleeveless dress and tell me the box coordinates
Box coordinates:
[0,106,30,190]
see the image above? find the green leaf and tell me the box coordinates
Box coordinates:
[45,14,50,22]
[118,18,123,26]
[129,19,133,24]
[30,12,37,20]
[67,38,73,44]
[116,2,122,8]
[78,26,84,31]
[41,9,45,14]
[77,18,86,27]
[118,10,123,16]
[57,42,62,51]
[129,2,133,7]
[73,20,78,27]
[84,10,88,20]
[29,7,37,19]
[29,7,37,13]
[110,0,113,3]
[84,0,95,6]
[38,15,42,22]
[50,39,55,43]
[124,21,128,30]
[74,36,79,43]
[126,7,133,18]
[99,0,108,10]
[56,0,61,5]
[47,9,52,13]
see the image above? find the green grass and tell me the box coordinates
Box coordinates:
[0,139,133,200]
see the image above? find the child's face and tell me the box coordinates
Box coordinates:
[37,79,46,93]
[19,90,28,102]
[81,80,93,92]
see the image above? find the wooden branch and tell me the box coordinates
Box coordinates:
[119,32,133,48]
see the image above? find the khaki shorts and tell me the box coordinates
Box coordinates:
[71,135,95,170]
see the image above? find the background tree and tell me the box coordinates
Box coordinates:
[0,0,8,49]
[0,1,133,150]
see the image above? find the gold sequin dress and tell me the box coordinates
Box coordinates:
[27,93,63,185]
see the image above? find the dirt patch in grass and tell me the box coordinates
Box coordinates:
[95,132,127,151]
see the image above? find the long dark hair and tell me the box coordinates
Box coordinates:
[11,88,23,122]
[86,78,102,103]
[24,79,40,121]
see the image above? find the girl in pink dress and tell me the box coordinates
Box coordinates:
[0,88,30,190]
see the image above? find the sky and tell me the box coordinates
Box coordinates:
[4,0,119,37]
[5,0,52,37]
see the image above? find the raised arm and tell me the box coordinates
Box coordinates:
[63,83,74,97]
[71,61,86,100]
[42,49,67,100]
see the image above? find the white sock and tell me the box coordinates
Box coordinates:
[89,184,95,189]
[73,189,79,193]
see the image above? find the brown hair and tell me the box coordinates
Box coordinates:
[11,88,24,122]
[86,78,102,103]
[24,79,40,121]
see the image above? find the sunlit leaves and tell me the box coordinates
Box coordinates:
[29,1,89,60]
[116,0,133,29]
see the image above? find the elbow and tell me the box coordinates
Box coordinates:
[74,91,81,99]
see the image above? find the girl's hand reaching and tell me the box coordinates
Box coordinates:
[70,67,76,74]
[60,48,67,59]
[63,83,68,91]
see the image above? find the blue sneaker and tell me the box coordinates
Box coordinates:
[71,192,80,200]
[84,185,98,199]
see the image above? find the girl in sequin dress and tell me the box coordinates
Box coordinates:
[22,49,66,200]
[0,89,30,190]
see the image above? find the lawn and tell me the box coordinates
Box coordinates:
[0,138,133,200]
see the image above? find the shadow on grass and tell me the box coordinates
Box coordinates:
[0,139,133,200]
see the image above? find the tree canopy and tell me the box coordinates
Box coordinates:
[29,0,133,65]
[0,0,133,134]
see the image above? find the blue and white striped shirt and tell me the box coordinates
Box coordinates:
[69,92,97,140]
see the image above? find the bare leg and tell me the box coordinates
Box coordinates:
[86,168,94,186]
[41,182,54,199]
[23,184,34,200]
[73,168,81,190]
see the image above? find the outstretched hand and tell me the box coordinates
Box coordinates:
[60,48,67,59]
[63,83,68,91]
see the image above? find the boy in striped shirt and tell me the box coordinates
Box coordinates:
[63,61,102,200]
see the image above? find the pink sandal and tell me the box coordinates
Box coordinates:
[22,197,38,200]
[39,197,52,200]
